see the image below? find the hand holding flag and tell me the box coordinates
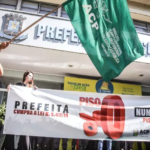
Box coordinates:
[9,0,144,81]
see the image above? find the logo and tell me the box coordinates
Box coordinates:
[133,129,139,136]
[96,79,114,93]
[0,13,28,41]
[140,130,150,136]
[93,0,112,23]
[135,108,150,117]
[133,129,150,137]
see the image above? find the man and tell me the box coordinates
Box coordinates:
[0,42,10,76]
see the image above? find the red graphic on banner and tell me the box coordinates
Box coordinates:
[80,95,125,139]
[143,118,150,123]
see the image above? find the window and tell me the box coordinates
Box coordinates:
[148,24,150,32]
[61,7,69,19]
[21,0,39,13]
[134,20,150,33]
[0,0,18,10]
[21,0,58,16]
[39,3,57,16]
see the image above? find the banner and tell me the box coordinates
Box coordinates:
[4,85,150,141]
[64,77,142,95]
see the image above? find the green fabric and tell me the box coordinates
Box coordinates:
[63,0,144,81]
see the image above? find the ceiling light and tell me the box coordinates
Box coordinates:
[68,64,73,67]
[139,74,144,77]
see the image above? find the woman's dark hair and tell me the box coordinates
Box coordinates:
[22,71,34,83]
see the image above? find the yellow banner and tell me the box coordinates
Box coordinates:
[64,77,142,95]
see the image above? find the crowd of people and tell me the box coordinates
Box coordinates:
[0,41,150,150]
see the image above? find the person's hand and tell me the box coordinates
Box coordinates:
[0,41,10,51]
[33,85,38,90]
[7,84,11,91]
[0,64,3,76]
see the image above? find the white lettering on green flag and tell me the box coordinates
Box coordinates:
[63,0,144,81]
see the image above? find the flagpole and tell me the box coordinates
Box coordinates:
[9,4,62,43]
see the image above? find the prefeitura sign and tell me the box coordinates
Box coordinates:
[4,85,150,141]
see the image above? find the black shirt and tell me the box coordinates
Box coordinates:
[16,82,26,87]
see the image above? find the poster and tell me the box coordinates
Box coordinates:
[64,77,142,95]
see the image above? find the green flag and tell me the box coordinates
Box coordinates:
[63,0,144,81]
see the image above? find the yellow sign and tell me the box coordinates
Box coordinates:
[64,77,142,95]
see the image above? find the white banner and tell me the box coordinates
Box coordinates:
[4,85,150,141]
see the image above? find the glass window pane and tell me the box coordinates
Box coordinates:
[40,10,56,16]
[61,7,69,18]
[40,4,56,11]
[0,4,16,9]
[0,0,17,5]
[0,0,17,9]
[148,24,150,32]
[134,20,147,29]
[133,20,149,33]
[135,27,147,33]
[40,4,57,16]
[21,7,38,13]
[22,1,38,9]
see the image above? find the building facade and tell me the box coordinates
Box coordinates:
[0,0,150,150]
[0,0,150,94]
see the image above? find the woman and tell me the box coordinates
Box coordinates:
[2,71,37,150]
[7,71,37,90]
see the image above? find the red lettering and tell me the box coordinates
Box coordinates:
[20,110,23,114]
[80,97,101,106]
[26,111,29,114]
[30,111,33,115]
[14,109,17,114]
[23,110,27,114]
[34,111,37,115]
[39,111,43,116]
[17,110,20,114]
[80,96,125,139]
[93,111,101,126]
[89,97,94,106]
[83,121,97,136]
[79,97,85,106]
[85,98,89,106]
[95,98,101,106]
[101,95,125,139]
[45,112,49,116]
[51,113,54,117]
[143,118,150,123]
[58,113,61,117]
[80,111,101,136]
